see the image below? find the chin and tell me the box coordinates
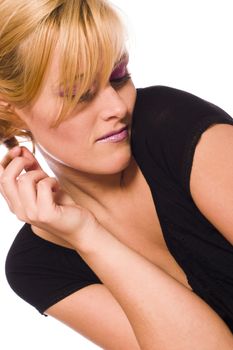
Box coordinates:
[98,149,132,175]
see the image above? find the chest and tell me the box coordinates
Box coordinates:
[101,170,192,290]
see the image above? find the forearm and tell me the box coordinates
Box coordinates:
[77,227,233,350]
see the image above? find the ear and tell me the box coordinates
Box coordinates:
[0,96,31,131]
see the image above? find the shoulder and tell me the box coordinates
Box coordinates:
[132,85,233,194]
[135,85,230,118]
[5,223,102,314]
[190,123,233,245]
[133,85,232,143]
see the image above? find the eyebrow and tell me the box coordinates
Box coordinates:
[52,52,129,92]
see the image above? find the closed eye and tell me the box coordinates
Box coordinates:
[79,89,93,102]
[60,70,132,103]
[110,72,132,87]
[79,73,132,102]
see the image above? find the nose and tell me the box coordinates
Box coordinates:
[97,85,128,121]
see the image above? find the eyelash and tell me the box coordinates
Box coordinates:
[79,72,132,103]
[110,72,132,87]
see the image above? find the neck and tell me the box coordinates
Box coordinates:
[38,147,139,216]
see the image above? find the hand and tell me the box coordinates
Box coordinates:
[0,146,99,248]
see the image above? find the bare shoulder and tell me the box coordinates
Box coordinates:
[45,283,140,350]
[190,123,233,193]
[194,123,233,153]
[190,123,233,244]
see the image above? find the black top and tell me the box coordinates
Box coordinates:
[5,85,233,332]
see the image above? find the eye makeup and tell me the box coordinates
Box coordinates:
[110,55,129,81]
[59,87,77,98]
[58,54,130,100]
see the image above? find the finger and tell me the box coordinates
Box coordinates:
[36,177,60,223]
[17,170,50,220]
[0,157,38,213]
[20,146,43,171]
[0,147,41,209]
[0,160,16,210]
[0,146,42,172]
[0,182,13,210]
[0,146,22,168]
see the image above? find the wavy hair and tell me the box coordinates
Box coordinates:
[0,0,127,152]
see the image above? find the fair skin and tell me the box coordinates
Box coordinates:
[3,48,192,283]
[1,48,233,349]
[15,51,137,204]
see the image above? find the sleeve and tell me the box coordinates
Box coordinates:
[140,86,233,197]
[5,223,103,315]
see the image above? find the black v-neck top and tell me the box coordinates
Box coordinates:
[5,85,233,332]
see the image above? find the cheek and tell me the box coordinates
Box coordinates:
[28,95,89,147]
[55,118,90,140]
[40,119,93,163]
[35,122,91,169]
[28,101,64,142]
[121,82,137,112]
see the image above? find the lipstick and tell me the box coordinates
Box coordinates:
[96,127,128,143]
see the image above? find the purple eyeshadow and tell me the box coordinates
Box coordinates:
[59,55,129,97]
[110,59,128,80]
[59,86,77,97]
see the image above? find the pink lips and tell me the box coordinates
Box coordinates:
[96,127,128,143]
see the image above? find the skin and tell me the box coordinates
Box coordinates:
[11,48,137,217]
[1,53,233,349]
[0,45,140,251]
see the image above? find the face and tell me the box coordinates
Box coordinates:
[14,50,137,177]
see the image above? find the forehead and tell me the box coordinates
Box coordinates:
[46,43,129,92]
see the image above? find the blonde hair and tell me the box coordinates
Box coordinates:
[0,0,127,152]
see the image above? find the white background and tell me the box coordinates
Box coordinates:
[1,1,233,349]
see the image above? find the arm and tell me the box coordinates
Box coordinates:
[46,284,141,350]
[1,145,232,349]
[190,123,233,245]
[76,124,233,349]
[76,225,233,350]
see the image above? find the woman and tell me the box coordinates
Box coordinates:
[0,0,233,349]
